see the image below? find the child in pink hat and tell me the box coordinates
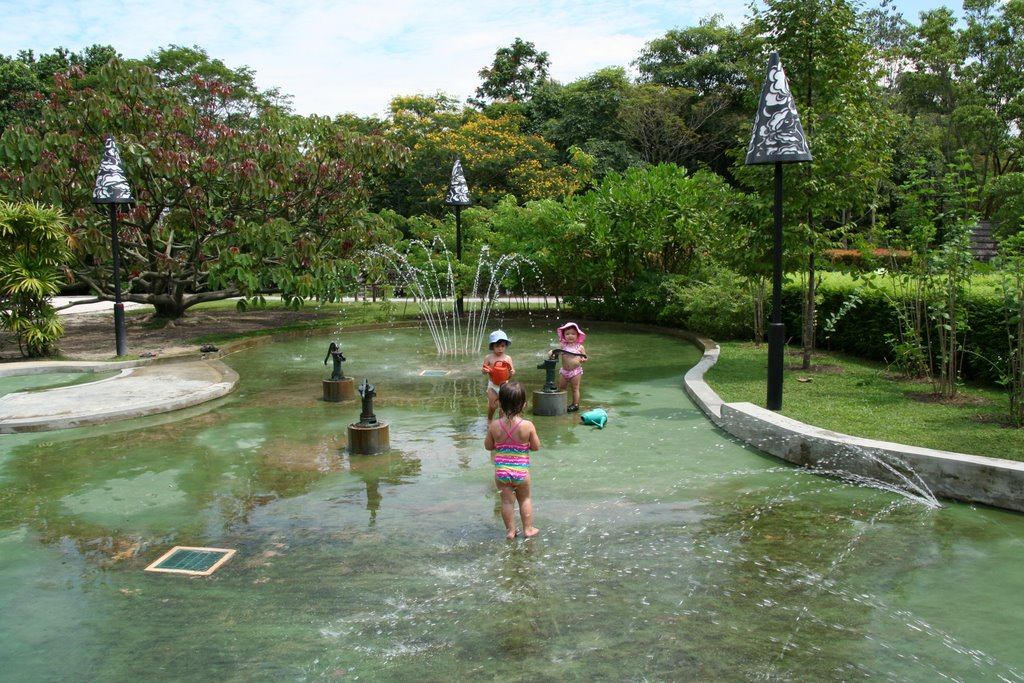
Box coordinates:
[551,322,588,412]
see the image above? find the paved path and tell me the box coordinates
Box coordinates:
[52,296,150,315]
[0,359,239,433]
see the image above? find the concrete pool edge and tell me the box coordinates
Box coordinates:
[0,322,420,433]
[0,358,239,433]
[676,328,1024,513]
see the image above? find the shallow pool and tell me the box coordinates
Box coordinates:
[1,324,1022,681]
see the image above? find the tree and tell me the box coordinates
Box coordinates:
[987,171,1024,237]
[561,164,730,319]
[378,94,470,216]
[472,38,550,107]
[142,44,291,118]
[619,83,745,173]
[469,197,575,298]
[746,0,896,369]
[1,45,119,130]
[532,67,640,180]
[635,15,753,96]
[405,110,590,214]
[632,17,758,176]
[929,154,978,399]
[716,189,797,346]
[884,154,979,397]
[993,232,1024,425]
[0,58,408,319]
[536,68,629,146]
[889,0,1024,223]
[861,0,914,90]
[0,56,40,131]
[0,201,73,357]
[20,45,119,84]
[959,0,1024,210]
[618,84,696,166]
[897,8,969,159]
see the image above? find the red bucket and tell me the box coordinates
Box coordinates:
[488,360,510,385]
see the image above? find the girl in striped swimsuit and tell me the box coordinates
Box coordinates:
[484,381,541,539]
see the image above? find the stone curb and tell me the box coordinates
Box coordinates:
[0,360,239,433]
[680,332,1024,512]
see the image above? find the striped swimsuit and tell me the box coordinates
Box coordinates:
[493,418,531,484]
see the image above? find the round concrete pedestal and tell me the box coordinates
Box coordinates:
[533,390,567,416]
[348,422,390,454]
[323,378,357,402]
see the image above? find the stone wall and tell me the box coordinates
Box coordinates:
[681,332,1024,512]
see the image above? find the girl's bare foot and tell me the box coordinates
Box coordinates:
[506,528,519,540]
[523,527,539,538]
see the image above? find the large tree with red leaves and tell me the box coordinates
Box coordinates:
[0,55,408,318]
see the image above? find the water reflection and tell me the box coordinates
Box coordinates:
[349,451,422,525]
[1,325,1023,681]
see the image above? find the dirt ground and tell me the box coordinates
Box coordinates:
[0,307,335,363]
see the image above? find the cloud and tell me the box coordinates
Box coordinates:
[1,0,754,118]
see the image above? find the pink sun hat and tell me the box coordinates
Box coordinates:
[557,322,586,344]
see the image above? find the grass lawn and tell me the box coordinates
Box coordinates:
[704,341,1023,462]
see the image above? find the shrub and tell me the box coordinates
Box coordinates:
[789,272,1010,385]
[659,271,753,340]
[823,248,913,269]
[0,201,73,357]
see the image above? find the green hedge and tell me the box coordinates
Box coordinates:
[802,274,1010,384]
[569,269,1013,388]
[822,248,914,269]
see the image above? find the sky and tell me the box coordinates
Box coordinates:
[1,0,957,120]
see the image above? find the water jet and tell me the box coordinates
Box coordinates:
[366,237,542,356]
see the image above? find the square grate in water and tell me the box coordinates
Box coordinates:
[419,370,451,377]
[144,546,236,576]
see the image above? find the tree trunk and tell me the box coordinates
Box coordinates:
[750,276,766,346]
[802,251,816,370]
[143,288,241,320]
[152,294,189,320]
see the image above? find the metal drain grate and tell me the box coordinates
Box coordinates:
[419,370,451,377]
[144,546,236,576]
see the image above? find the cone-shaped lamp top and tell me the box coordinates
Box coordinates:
[92,136,134,204]
[443,159,472,206]
[745,52,812,165]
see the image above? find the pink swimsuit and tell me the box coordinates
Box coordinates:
[559,343,585,379]
[493,418,530,484]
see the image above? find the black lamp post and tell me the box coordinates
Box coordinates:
[92,136,134,357]
[744,52,812,411]
[444,159,472,316]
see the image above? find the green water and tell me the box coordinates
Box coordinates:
[1,324,1023,681]
[0,369,119,395]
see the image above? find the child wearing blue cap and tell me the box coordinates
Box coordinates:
[482,329,516,423]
